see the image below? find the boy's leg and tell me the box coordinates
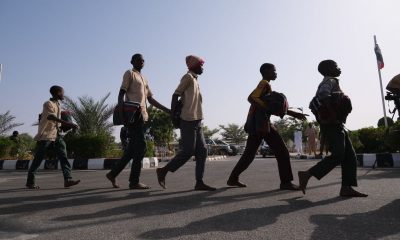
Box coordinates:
[228,134,262,181]
[341,131,358,187]
[108,131,136,179]
[157,120,197,189]
[194,122,208,182]
[164,120,197,172]
[309,125,346,180]
[55,137,80,187]
[129,125,147,188]
[264,127,294,184]
[55,137,72,181]
[26,141,50,187]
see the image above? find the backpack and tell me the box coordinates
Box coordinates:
[309,92,352,124]
[261,91,289,118]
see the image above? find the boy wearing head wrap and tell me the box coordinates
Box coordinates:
[156,55,216,191]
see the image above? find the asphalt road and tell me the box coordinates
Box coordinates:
[0,156,399,240]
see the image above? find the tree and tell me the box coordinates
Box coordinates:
[219,123,247,144]
[377,117,394,128]
[203,126,219,139]
[63,93,114,136]
[147,106,174,146]
[272,117,310,143]
[0,111,23,136]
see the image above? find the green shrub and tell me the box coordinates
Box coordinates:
[357,127,388,153]
[0,137,15,158]
[385,121,400,152]
[145,141,155,157]
[64,134,113,159]
[348,130,364,153]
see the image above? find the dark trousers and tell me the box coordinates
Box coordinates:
[27,136,72,185]
[229,127,294,183]
[309,124,357,186]
[108,124,147,186]
[164,120,207,181]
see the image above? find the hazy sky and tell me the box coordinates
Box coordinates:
[1,0,400,139]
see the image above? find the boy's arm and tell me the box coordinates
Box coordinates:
[44,102,77,129]
[247,80,269,109]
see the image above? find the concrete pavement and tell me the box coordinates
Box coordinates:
[0,156,399,240]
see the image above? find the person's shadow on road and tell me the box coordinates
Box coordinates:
[309,199,400,240]
[138,196,347,239]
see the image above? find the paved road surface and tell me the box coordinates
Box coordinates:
[0,156,399,240]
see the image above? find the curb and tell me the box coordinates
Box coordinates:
[357,153,400,168]
[0,158,159,170]
[207,155,227,161]
[158,155,228,162]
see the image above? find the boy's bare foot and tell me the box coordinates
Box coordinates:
[26,184,40,189]
[280,182,300,191]
[156,168,167,189]
[340,186,368,198]
[129,183,151,190]
[106,173,120,188]
[298,171,311,194]
[227,178,247,187]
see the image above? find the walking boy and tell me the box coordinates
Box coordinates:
[227,63,307,190]
[106,54,170,190]
[298,60,367,197]
[26,86,80,189]
[156,55,216,191]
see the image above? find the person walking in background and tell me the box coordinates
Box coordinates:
[26,86,80,189]
[298,60,367,197]
[227,63,307,190]
[318,131,329,158]
[156,55,216,191]
[106,53,170,190]
[305,123,317,157]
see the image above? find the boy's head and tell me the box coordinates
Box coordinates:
[12,131,19,137]
[260,63,277,81]
[50,85,64,100]
[131,54,145,71]
[318,60,341,77]
[186,55,204,75]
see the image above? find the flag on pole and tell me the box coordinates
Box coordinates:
[374,44,384,69]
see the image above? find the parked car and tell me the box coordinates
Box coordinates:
[260,141,274,158]
[214,139,238,156]
[205,139,234,156]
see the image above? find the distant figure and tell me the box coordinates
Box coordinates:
[226,63,307,190]
[305,123,317,156]
[298,60,367,198]
[9,131,20,157]
[106,53,170,190]
[156,55,216,191]
[26,85,80,189]
[294,130,303,155]
[9,131,19,142]
[318,131,329,157]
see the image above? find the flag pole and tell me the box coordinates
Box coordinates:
[374,35,388,129]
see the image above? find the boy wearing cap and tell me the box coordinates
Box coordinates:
[156,55,216,191]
